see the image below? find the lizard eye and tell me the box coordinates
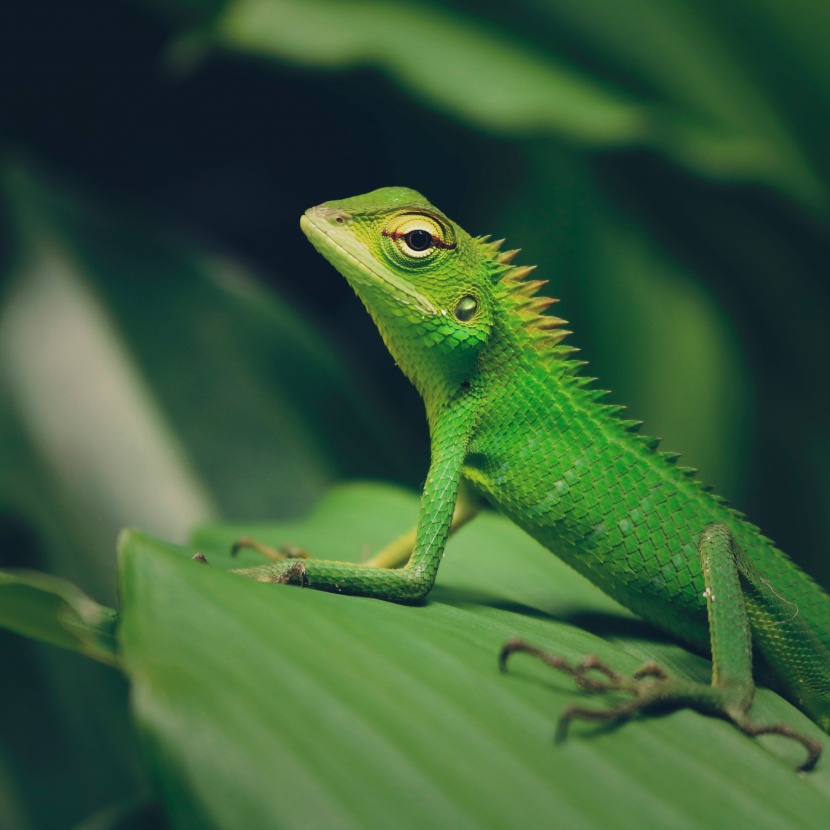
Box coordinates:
[396,225,437,259]
[455,295,478,322]
[404,229,433,252]
[382,213,456,259]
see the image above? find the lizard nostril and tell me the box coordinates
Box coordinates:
[322,208,351,226]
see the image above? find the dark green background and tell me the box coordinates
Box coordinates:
[1,1,829,826]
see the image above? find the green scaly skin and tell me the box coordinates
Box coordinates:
[230,188,830,769]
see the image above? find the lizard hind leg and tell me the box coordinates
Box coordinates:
[500,524,822,771]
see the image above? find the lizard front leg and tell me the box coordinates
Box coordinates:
[501,524,822,771]
[226,402,476,602]
[228,480,478,570]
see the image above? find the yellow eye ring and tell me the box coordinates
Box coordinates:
[382,214,456,258]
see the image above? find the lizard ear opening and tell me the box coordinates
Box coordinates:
[454,295,478,322]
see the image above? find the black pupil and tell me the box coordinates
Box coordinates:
[405,229,433,251]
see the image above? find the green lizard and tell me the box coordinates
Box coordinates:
[229,187,830,770]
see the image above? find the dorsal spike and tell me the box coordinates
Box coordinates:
[496,248,521,264]
[558,356,585,373]
[525,297,560,315]
[512,278,548,298]
[590,388,612,400]
[534,317,567,331]
[493,249,586,385]
[503,265,537,282]
[620,419,643,433]
[538,329,571,344]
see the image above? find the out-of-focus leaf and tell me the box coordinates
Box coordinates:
[0,745,30,830]
[0,391,148,829]
[687,0,830,186]
[206,0,826,211]
[209,0,645,141]
[0,570,117,664]
[502,0,825,206]
[74,797,168,830]
[0,161,402,598]
[0,162,400,829]
[120,483,830,829]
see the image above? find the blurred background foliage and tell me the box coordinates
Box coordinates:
[1,0,829,826]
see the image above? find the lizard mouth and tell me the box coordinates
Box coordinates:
[301,209,437,316]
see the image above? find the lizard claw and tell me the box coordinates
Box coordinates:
[500,637,822,771]
[231,536,310,561]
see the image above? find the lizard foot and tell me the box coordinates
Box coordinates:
[230,536,310,562]
[228,559,309,585]
[192,549,307,587]
[499,637,821,772]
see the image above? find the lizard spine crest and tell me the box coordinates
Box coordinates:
[477,235,718,487]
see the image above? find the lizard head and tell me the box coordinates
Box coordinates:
[301,187,495,404]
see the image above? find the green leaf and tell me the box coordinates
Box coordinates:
[0,161,400,828]
[120,483,830,829]
[0,158,406,604]
[205,0,825,211]
[0,570,117,664]
[0,162,399,540]
[74,797,166,830]
[209,0,644,142]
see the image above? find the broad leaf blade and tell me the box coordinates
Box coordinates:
[0,570,117,664]
[0,161,400,827]
[120,484,830,829]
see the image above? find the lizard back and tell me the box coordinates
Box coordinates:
[461,246,830,687]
